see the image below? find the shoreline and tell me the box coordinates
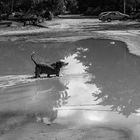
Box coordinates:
[0,28,139,57]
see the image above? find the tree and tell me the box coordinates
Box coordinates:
[1,0,140,15]
[65,0,78,13]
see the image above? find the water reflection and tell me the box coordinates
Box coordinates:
[25,78,70,124]
[0,77,69,133]
[56,53,106,125]
[74,38,140,117]
[1,38,140,132]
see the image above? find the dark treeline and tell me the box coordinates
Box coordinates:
[0,0,140,15]
[78,0,140,15]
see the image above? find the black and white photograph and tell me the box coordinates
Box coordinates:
[0,0,140,139]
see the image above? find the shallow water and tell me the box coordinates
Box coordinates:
[0,36,140,139]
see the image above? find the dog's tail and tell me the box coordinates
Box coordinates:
[31,52,38,65]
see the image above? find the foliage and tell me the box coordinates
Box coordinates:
[65,0,79,14]
[1,0,140,15]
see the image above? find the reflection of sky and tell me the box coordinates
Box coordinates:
[58,53,107,124]
[57,51,140,134]
[62,53,88,75]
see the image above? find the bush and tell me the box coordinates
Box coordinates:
[84,6,101,16]
[66,0,79,14]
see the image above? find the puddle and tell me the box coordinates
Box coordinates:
[0,38,140,139]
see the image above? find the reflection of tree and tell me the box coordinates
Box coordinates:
[93,87,139,117]
[74,38,140,117]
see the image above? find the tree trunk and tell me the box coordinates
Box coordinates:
[123,0,126,13]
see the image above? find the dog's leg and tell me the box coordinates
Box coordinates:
[56,69,60,77]
[47,74,50,78]
[56,71,60,77]
[35,66,40,78]
[35,72,40,78]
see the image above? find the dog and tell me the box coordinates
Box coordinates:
[31,53,68,78]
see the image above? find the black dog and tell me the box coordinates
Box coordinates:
[31,53,68,78]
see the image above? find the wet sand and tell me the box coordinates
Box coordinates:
[0,123,130,140]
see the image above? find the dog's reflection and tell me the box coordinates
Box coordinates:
[30,78,70,125]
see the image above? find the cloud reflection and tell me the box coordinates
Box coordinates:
[57,52,103,124]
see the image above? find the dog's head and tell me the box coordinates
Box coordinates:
[51,61,68,69]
